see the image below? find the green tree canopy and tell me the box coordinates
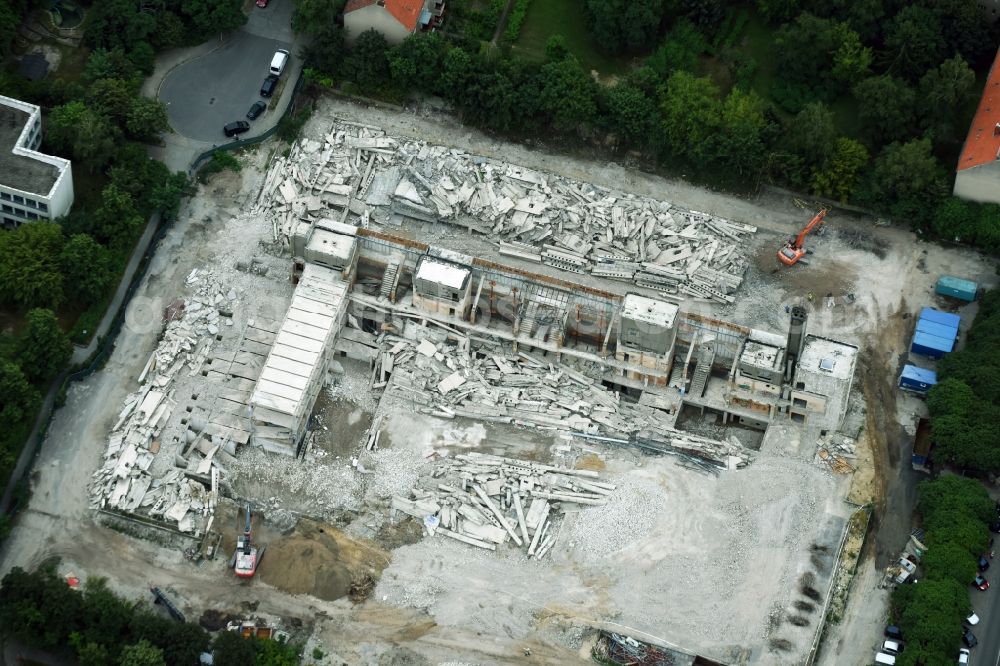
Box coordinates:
[809,137,868,203]
[58,233,112,305]
[118,639,166,666]
[537,56,598,132]
[585,0,665,53]
[604,79,659,148]
[868,138,946,222]
[853,75,917,146]
[919,56,976,144]
[345,29,391,93]
[0,221,65,310]
[711,87,769,177]
[126,96,170,143]
[784,102,837,167]
[921,542,978,585]
[659,70,720,161]
[15,308,72,384]
[883,5,946,82]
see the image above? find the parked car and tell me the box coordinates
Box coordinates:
[979,555,990,571]
[260,74,278,98]
[256,0,269,7]
[966,611,980,626]
[882,639,903,655]
[875,652,896,665]
[959,647,971,664]
[885,625,904,640]
[223,121,250,138]
[973,575,989,591]
[246,101,266,120]
[990,519,1000,534]
[963,628,978,648]
[269,49,289,76]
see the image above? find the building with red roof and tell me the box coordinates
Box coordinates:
[343,0,444,44]
[954,47,1000,204]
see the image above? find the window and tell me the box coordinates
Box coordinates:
[0,192,9,201]
[795,381,805,390]
[38,202,47,212]
[26,212,38,220]
[24,199,35,208]
[793,397,808,408]
[12,195,23,205]
[1,204,11,213]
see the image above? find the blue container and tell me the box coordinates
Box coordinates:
[916,319,957,342]
[936,275,978,302]
[899,365,937,394]
[911,331,954,358]
[919,307,960,330]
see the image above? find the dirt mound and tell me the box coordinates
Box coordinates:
[257,519,390,601]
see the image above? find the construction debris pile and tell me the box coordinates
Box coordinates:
[371,325,750,468]
[258,119,756,304]
[392,451,612,556]
[88,271,234,533]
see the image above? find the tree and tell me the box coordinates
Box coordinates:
[0,361,40,434]
[118,639,166,666]
[895,578,970,662]
[0,566,84,649]
[659,70,720,161]
[917,474,993,526]
[756,0,799,24]
[868,138,946,217]
[16,309,72,383]
[677,0,725,32]
[929,197,978,243]
[150,172,191,221]
[774,14,869,100]
[87,78,135,125]
[604,80,658,147]
[440,47,474,102]
[84,0,158,51]
[920,0,993,68]
[181,0,247,40]
[585,0,664,53]
[388,33,449,94]
[921,542,977,585]
[538,56,597,132]
[291,0,346,34]
[853,75,916,146]
[0,0,18,56]
[785,102,837,166]
[919,56,976,144]
[0,222,65,310]
[72,637,111,666]
[83,48,138,84]
[809,138,869,202]
[883,5,945,82]
[60,234,113,305]
[711,87,769,177]
[646,19,707,78]
[345,29,391,92]
[73,110,121,173]
[126,97,170,143]
[212,631,255,666]
[92,184,145,247]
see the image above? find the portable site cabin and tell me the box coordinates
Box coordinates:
[911,331,954,359]
[899,365,937,395]
[935,275,978,302]
[919,307,961,329]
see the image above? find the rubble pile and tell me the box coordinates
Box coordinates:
[259,120,756,304]
[392,451,613,556]
[372,326,750,467]
[89,270,237,533]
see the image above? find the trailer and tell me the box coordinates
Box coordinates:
[936,275,978,302]
[899,365,937,395]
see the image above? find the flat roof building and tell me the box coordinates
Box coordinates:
[0,94,74,228]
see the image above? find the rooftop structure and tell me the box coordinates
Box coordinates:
[414,256,469,290]
[0,94,74,228]
[249,264,349,454]
[954,47,1000,204]
[790,336,859,431]
[343,0,443,44]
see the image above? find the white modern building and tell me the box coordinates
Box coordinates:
[0,94,74,228]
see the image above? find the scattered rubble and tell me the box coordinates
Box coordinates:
[257,120,756,304]
[392,451,612,558]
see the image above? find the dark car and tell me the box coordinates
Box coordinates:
[963,628,978,648]
[223,121,250,138]
[885,626,903,640]
[979,555,990,572]
[260,74,278,98]
[973,574,989,591]
[991,519,1000,533]
[246,101,266,120]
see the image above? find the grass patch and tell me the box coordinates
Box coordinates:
[512,0,630,76]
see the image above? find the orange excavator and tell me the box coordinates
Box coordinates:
[778,209,828,266]
[230,502,265,579]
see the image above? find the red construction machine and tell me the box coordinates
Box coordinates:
[778,209,828,266]
[230,502,265,579]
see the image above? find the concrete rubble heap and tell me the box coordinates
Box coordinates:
[371,324,750,468]
[258,120,756,304]
[392,451,613,556]
[88,269,232,534]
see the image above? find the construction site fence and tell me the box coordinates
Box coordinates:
[189,71,306,174]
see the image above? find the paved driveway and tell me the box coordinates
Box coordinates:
[158,0,299,144]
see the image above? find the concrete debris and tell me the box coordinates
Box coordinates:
[392,451,611,557]
[88,270,237,533]
[257,120,756,304]
[369,324,750,467]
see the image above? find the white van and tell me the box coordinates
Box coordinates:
[875,652,896,665]
[269,49,289,76]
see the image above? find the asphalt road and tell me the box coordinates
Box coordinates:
[969,538,1000,665]
[159,0,296,143]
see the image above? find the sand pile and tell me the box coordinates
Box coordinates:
[257,518,390,601]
